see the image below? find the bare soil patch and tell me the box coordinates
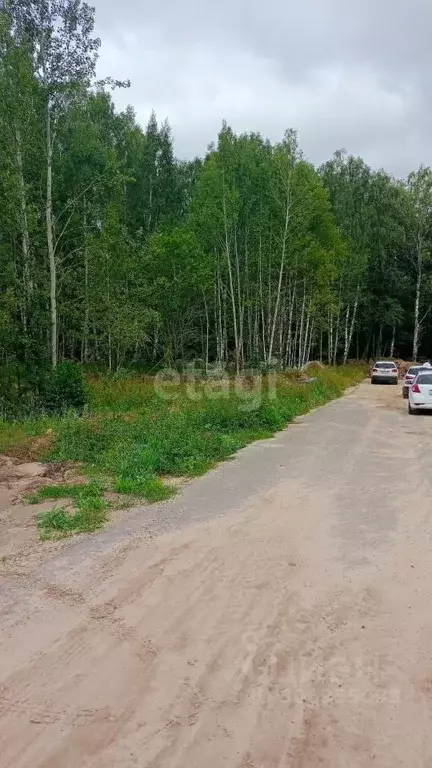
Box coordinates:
[0,456,85,573]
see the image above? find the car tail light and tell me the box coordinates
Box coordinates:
[372,369,378,373]
[391,368,398,373]
[412,383,421,393]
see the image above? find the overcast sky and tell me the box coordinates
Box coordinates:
[94,0,432,177]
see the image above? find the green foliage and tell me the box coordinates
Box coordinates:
[114,476,175,502]
[38,508,82,538]
[2,0,432,407]
[50,365,365,484]
[36,481,108,539]
[1,366,365,539]
[26,482,96,504]
[29,472,175,539]
[37,501,108,539]
[40,362,86,414]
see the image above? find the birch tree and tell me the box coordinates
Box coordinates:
[321,152,372,362]
[7,0,101,367]
[0,9,40,343]
[406,167,432,361]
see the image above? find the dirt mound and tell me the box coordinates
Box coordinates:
[0,456,47,490]
[0,455,80,498]
[394,360,413,376]
[302,360,326,372]
[5,430,55,462]
[297,361,326,382]
[0,456,85,573]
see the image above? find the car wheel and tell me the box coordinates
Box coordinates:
[408,404,415,415]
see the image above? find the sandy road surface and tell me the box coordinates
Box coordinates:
[2,382,432,767]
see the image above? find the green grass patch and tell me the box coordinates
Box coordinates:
[1,364,367,540]
[36,481,109,539]
[114,475,176,501]
[26,483,88,504]
[37,502,108,540]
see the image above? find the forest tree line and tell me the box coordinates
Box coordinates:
[1,0,432,384]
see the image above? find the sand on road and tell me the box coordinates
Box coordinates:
[1,381,432,767]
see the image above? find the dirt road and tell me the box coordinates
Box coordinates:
[2,382,432,767]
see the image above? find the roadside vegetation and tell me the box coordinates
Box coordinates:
[0,1,406,541]
[0,365,366,539]
[2,0,432,427]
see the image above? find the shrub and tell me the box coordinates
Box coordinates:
[41,362,86,414]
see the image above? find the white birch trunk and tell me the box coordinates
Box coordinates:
[390,326,396,359]
[203,295,209,373]
[46,103,57,368]
[343,286,360,365]
[258,237,267,363]
[343,305,350,366]
[306,318,315,365]
[15,127,32,332]
[298,284,306,368]
[333,308,341,366]
[234,228,244,369]
[268,195,291,364]
[413,259,421,362]
[328,313,333,365]
[285,282,296,368]
[83,200,89,363]
[222,183,240,372]
[302,311,310,368]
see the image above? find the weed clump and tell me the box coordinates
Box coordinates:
[36,482,108,539]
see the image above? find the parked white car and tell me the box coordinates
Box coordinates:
[371,361,399,385]
[403,366,430,399]
[408,371,432,414]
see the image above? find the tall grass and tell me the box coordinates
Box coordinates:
[54,366,366,478]
[1,365,367,538]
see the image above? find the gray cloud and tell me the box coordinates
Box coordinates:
[94,0,432,176]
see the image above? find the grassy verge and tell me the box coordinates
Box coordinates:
[1,364,367,539]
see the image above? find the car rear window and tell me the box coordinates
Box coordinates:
[375,362,395,369]
[407,367,421,375]
[416,374,432,385]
